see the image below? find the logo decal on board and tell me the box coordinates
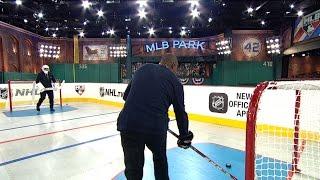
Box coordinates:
[75,85,85,95]
[0,88,8,99]
[209,93,228,113]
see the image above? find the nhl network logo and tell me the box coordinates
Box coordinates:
[0,88,8,99]
[209,93,228,113]
[75,85,85,96]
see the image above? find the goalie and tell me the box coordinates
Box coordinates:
[35,65,56,112]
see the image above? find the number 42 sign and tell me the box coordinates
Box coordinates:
[242,38,262,58]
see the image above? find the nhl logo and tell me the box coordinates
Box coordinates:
[209,93,228,113]
[212,96,224,110]
[99,87,105,97]
[75,85,85,95]
[0,88,8,99]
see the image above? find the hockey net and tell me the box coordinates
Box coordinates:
[7,80,62,112]
[245,81,320,180]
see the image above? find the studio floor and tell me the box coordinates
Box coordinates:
[0,103,318,180]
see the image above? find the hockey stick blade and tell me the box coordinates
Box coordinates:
[167,128,238,180]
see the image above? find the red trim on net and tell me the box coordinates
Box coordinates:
[287,90,304,179]
[8,80,13,112]
[59,86,62,107]
[245,81,269,180]
[287,140,306,179]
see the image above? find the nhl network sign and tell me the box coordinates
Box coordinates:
[145,40,206,53]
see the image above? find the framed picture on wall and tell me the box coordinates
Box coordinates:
[83,45,108,61]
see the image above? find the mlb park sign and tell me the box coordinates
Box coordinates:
[145,40,206,53]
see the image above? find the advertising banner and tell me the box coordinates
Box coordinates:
[131,36,221,57]
[294,9,320,43]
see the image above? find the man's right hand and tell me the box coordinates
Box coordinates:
[177,131,194,149]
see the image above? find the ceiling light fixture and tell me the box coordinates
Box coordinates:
[180,30,186,36]
[188,0,199,7]
[109,29,115,36]
[138,8,147,19]
[137,0,148,7]
[148,27,155,36]
[38,12,44,18]
[82,0,91,9]
[255,5,262,11]
[247,7,254,13]
[191,8,200,18]
[16,0,22,5]
[97,9,104,17]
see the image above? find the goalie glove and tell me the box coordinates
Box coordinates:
[177,131,194,149]
[35,83,45,91]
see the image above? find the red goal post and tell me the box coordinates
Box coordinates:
[7,80,63,112]
[245,81,320,180]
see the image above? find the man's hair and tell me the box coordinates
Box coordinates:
[159,54,178,69]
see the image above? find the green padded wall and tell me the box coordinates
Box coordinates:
[0,72,3,84]
[222,61,238,86]
[49,63,119,83]
[211,61,224,85]
[110,63,120,83]
[49,64,74,83]
[75,64,100,82]
[3,72,37,82]
[4,72,22,81]
[99,64,111,83]
[209,61,274,86]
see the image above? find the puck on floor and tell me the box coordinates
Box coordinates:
[226,163,231,168]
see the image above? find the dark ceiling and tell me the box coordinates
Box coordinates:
[0,0,319,38]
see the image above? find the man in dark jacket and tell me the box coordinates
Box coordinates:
[35,65,56,112]
[117,54,193,180]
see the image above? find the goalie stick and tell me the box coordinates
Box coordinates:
[33,80,65,92]
[40,80,65,92]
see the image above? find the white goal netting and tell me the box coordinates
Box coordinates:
[246,81,320,180]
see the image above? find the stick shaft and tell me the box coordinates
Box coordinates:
[167,129,238,180]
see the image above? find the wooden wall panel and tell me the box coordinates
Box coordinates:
[288,56,320,78]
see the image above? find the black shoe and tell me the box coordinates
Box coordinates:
[36,106,40,111]
[50,108,55,112]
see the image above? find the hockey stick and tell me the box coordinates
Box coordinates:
[167,128,238,180]
[40,80,65,92]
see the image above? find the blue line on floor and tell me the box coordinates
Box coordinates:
[0,111,120,132]
[0,133,119,167]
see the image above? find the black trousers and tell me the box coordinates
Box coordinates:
[37,90,54,109]
[120,132,169,180]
